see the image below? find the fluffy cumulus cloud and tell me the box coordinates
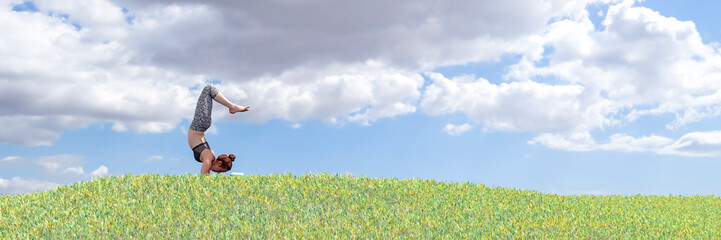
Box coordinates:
[518,0,721,126]
[90,165,109,177]
[0,177,61,195]
[529,131,721,157]
[36,154,85,173]
[0,0,599,146]
[531,0,721,156]
[421,0,721,156]
[62,166,85,175]
[220,61,425,125]
[4,0,721,157]
[0,0,199,145]
[34,154,109,176]
[113,0,593,75]
[0,154,109,194]
[444,123,472,136]
[421,73,614,132]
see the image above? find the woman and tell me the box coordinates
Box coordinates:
[188,84,249,175]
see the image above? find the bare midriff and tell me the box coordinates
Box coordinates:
[187,128,207,149]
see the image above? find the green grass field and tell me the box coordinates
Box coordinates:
[1,173,720,239]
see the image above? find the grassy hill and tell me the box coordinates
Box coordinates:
[1,173,720,239]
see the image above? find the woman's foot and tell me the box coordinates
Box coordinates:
[229,105,249,114]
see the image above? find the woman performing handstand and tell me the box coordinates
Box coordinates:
[188,84,249,175]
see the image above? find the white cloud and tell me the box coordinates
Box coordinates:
[24,154,111,177]
[444,123,472,136]
[0,177,61,195]
[62,166,85,175]
[422,0,721,134]
[663,131,721,157]
[0,116,94,146]
[144,155,178,163]
[0,2,199,146]
[421,73,615,132]
[114,0,592,75]
[291,123,302,129]
[528,132,598,152]
[602,134,676,153]
[5,0,721,159]
[36,154,85,173]
[28,0,129,47]
[220,62,425,125]
[417,0,721,156]
[0,154,111,194]
[0,155,25,169]
[508,0,721,130]
[1,156,19,162]
[529,131,721,157]
[91,165,109,177]
[0,0,602,145]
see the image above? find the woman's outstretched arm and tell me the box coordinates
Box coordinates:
[199,149,215,175]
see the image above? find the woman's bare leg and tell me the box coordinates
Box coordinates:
[187,84,248,148]
[213,92,249,114]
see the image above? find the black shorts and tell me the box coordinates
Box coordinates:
[192,142,210,163]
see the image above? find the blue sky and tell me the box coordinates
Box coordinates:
[2,0,721,196]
